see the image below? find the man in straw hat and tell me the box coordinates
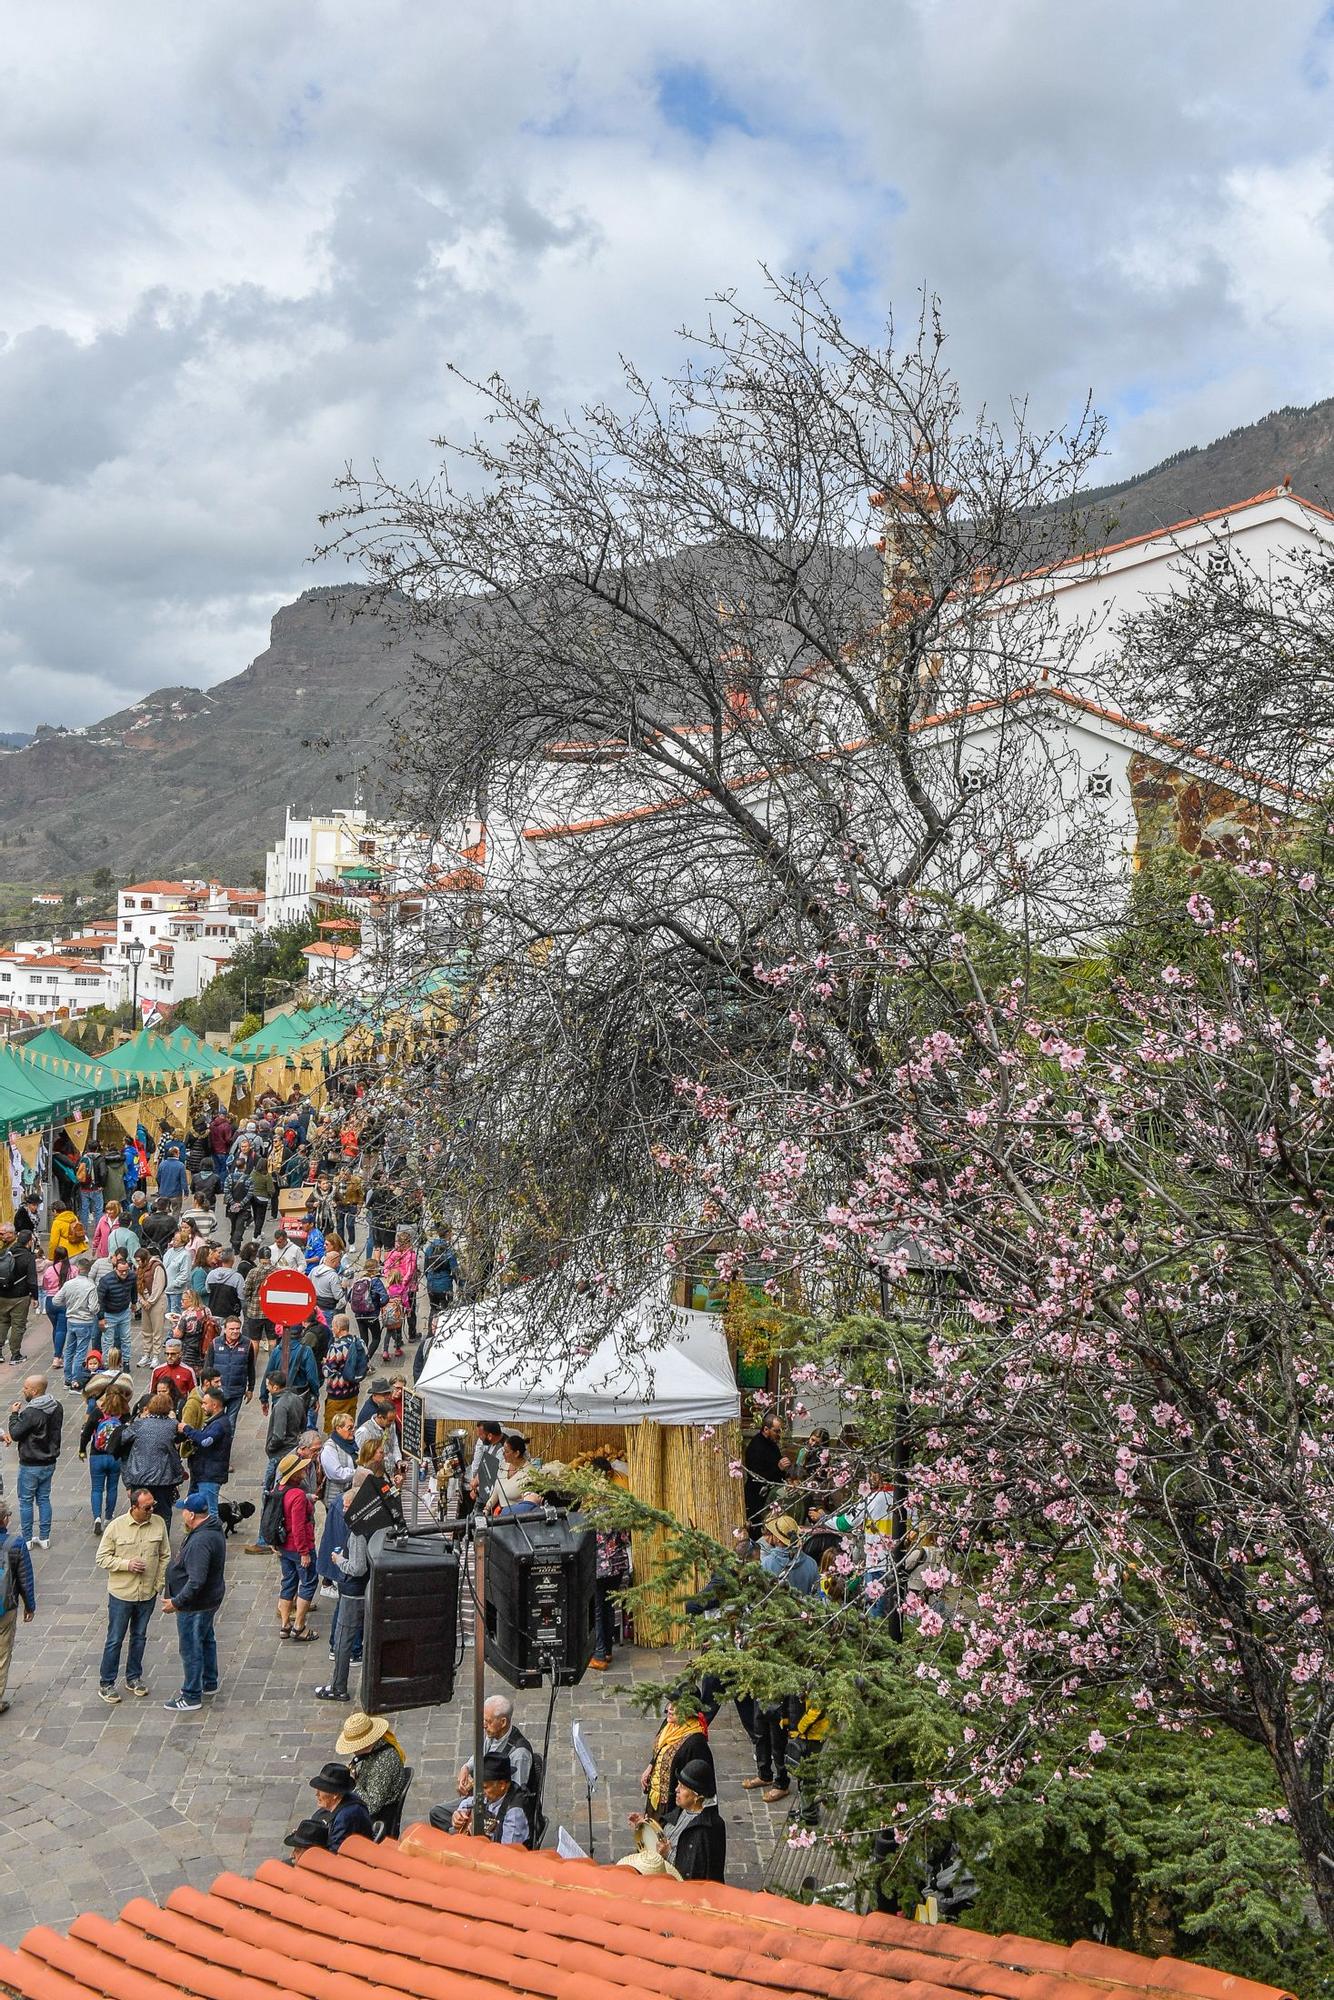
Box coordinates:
[760,1513,821,1595]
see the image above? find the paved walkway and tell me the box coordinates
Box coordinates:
[0,1302,783,1943]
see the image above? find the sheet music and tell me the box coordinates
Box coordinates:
[572,1721,599,1787]
[556,1826,589,1861]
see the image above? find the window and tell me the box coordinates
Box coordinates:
[1085,771,1113,800]
[140,898,152,911]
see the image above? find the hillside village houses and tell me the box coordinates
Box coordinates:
[3,483,1328,1033]
[0,880,264,1030]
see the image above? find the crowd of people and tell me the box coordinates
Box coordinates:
[0,1080,451,1719]
[0,1079,834,1884]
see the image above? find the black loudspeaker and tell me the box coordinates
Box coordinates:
[484,1512,596,1689]
[362,1529,459,1714]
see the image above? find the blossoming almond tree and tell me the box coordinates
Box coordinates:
[660,835,1334,1936]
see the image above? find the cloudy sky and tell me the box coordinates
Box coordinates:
[4,0,1334,730]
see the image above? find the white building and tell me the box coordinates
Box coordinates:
[263,806,432,929]
[1011,481,1334,686]
[0,949,117,1026]
[113,880,265,1015]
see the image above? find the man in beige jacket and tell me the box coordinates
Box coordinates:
[95,1486,170,1702]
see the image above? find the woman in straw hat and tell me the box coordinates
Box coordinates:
[275,1447,319,1640]
[334,1710,405,1822]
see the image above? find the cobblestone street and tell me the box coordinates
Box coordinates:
[0,1315,783,1943]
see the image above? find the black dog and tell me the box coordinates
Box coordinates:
[217,1499,256,1538]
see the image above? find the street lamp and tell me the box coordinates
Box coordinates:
[126,939,146,1023]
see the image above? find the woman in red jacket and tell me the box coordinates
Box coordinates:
[276,1450,319,1641]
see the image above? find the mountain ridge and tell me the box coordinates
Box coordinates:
[5,393,1334,883]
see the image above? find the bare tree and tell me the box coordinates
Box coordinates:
[321,278,1112,1308]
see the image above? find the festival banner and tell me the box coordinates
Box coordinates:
[13,1129,44,1170]
[64,1114,91,1152]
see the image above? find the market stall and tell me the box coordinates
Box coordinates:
[417,1288,743,1641]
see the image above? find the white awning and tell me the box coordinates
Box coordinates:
[416,1289,739,1427]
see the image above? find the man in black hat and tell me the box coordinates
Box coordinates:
[439,1751,529,1845]
[660,1759,726,1881]
[355,1377,395,1428]
[308,1761,374,1852]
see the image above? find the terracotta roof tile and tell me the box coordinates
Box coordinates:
[0,1829,1293,2000]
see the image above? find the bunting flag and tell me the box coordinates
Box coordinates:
[65,1114,91,1151]
[165,1087,191,1131]
[138,1098,164,1139]
[252,1058,280,1098]
[13,1129,44,1169]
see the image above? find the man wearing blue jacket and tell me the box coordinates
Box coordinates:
[161,1491,226,1712]
[211,1317,255,1428]
[176,1389,233,1519]
[156,1146,188,1214]
[261,1324,319,1414]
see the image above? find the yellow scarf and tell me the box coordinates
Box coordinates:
[646,1719,701,1815]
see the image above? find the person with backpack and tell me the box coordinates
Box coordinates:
[75,1147,107,1235]
[272,1446,320,1640]
[120,1391,185,1522]
[261,1325,319,1416]
[422,1227,460,1312]
[208,1110,234,1187]
[205,1249,245,1328]
[321,1315,369,1432]
[348,1254,390,1361]
[243,1371,309,1555]
[80,1385,132,1532]
[0,1494,37,1714]
[223,1164,254,1254]
[174,1292,215,1375]
[0,1222,39,1364]
[95,1485,169,1702]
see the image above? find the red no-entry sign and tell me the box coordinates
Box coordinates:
[259,1268,318,1327]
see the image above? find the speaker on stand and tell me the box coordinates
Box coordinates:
[483,1512,596,1689]
[362,1527,461,1714]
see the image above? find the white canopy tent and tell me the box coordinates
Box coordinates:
[416,1290,740,1427]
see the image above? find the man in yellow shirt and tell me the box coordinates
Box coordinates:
[95,1487,170,1702]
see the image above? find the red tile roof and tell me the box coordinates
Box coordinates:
[522,682,1299,844]
[120,881,199,896]
[1020,483,1334,584]
[0,1827,1291,2000]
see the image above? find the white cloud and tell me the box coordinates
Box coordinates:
[1,0,1332,727]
